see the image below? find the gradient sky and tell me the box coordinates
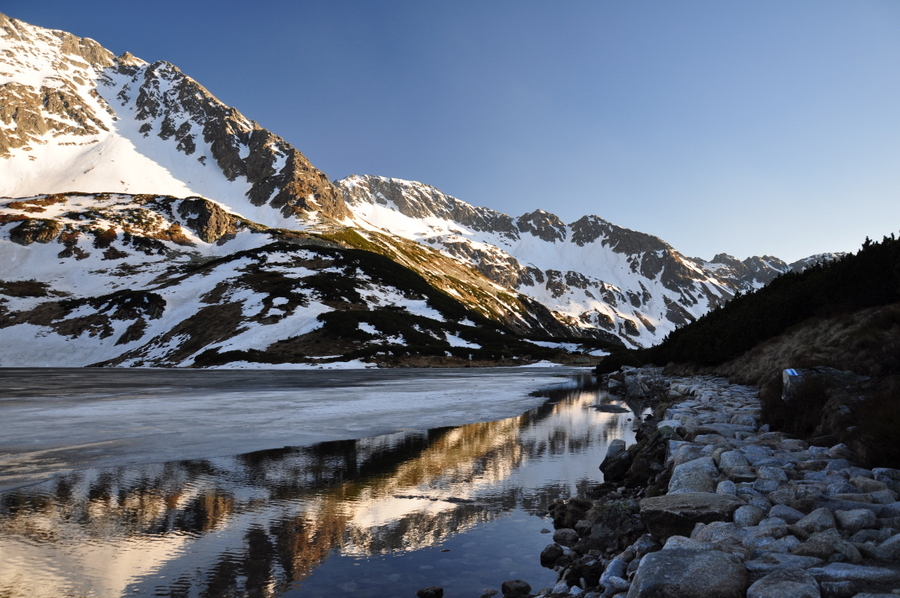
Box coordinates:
[6,1,900,262]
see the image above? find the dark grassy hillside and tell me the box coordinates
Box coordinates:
[597,233,900,374]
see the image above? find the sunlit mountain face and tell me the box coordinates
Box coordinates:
[0,378,644,598]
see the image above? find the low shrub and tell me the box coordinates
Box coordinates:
[855,377,900,468]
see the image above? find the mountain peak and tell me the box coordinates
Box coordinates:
[516,210,567,242]
[116,51,146,67]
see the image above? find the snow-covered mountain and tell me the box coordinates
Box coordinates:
[0,13,841,365]
[0,13,346,227]
[337,176,841,346]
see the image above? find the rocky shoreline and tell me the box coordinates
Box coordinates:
[481,367,900,598]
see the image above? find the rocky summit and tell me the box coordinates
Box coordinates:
[529,368,900,598]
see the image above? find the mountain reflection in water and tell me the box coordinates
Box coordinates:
[0,373,644,598]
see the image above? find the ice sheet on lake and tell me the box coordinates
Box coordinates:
[0,366,587,491]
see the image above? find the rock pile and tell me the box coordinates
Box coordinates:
[533,368,900,598]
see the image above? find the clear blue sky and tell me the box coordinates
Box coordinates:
[6,1,900,262]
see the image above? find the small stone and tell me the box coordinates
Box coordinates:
[417,587,443,598]
[600,439,632,482]
[745,553,825,582]
[500,579,531,597]
[724,465,758,483]
[599,557,628,586]
[665,535,715,550]
[640,493,745,540]
[757,466,789,482]
[718,450,751,469]
[824,458,853,472]
[827,481,861,496]
[794,508,836,534]
[691,521,743,545]
[604,575,629,593]
[753,479,781,494]
[850,476,888,493]
[730,413,758,427]
[768,504,805,524]
[849,528,893,544]
[808,562,900,591]
[879,532,900,559]
[767,488,799,507]
[869,489,898,504]
[717,480,737,495]
[792,529,863,564]
[668,457,719,494]
[775,438,808,451]
[734,504,766,527]
[834,508,877,534]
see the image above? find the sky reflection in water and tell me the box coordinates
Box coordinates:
[0,373,644,598]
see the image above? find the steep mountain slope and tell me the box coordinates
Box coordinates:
[0,12,346,227]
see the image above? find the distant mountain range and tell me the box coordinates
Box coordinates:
[0,13,841,366]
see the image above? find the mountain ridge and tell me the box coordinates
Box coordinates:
[338,175,840,346]
[0,13,843,366]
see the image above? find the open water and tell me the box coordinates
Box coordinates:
[0,368,644,598]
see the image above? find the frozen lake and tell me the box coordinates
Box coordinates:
[0,367,644,597]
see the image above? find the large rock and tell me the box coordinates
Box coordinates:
[625,425,683,490]
[552,528,579,547]
[583,499,644,554]
[640,493,745,540]
[540,543,564,568]
[627,548,747,598]
[600,438,633,482]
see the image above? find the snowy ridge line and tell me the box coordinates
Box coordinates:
[0,13,845,359]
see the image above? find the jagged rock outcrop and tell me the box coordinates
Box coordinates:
[177,197,239,243]
[108,59,347,220]
[340,174,518,236]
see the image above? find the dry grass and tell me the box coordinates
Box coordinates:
[708,302,900,386]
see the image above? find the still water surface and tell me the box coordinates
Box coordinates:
[0,370,643,598]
